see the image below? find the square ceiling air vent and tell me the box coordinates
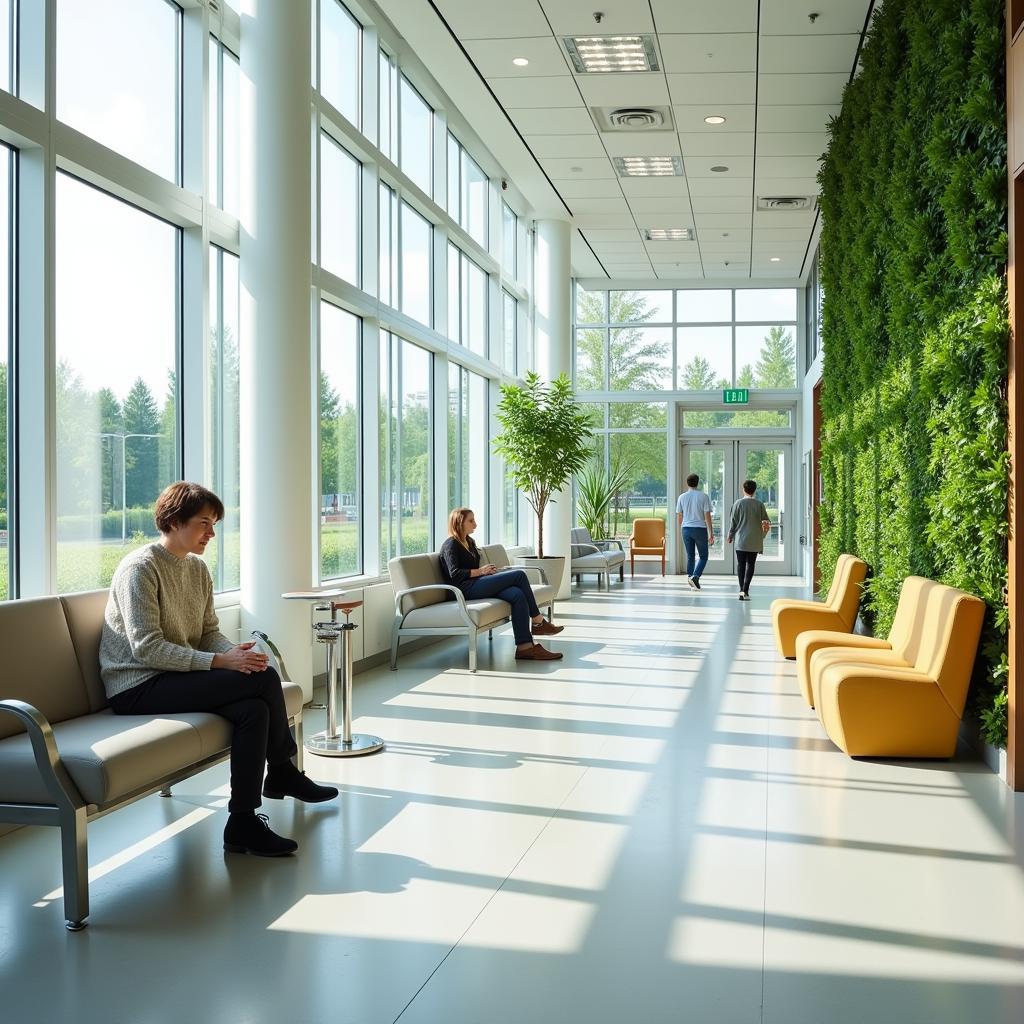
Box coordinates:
[757,196,816,211]
[591,106,675,132]
[564,35,660,74]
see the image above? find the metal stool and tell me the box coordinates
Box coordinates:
[283,591,384,757]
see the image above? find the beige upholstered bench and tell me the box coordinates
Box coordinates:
[388,544,556,672]
[0,590,304,932]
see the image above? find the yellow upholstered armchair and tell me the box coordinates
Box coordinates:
[809,581,984,758]
[629,518,666,576]
[771,553,868,658]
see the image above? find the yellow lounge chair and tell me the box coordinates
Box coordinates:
[794,575,936,706]
[811,581,985,758]
[771,553,867,659]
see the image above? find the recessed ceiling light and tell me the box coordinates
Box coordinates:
[512,57,529,67]
[564,35,660,73]
[710,165,729,172]
[770,256,781,262]
[612,156,683,177]
[704,115,726,125]
[644,228,694,241]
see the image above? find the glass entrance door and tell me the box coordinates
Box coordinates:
[680,440,792,575]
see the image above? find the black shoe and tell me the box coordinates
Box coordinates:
[263,762,339,803]
[223,812,297,857]
[691,576,702,590]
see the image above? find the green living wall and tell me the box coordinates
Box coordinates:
[817,0,1010,744]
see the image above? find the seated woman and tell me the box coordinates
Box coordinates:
[439,507,563,662]
[99,482,337,858]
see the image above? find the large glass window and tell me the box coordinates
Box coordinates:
[379,183,397,307]
[320,0,361,127]
[321,134,361,286]
[381,335,431,563]
[677,327,731,390]
[609,327,672,391]
[610,289,671,323]
[735,325,796,388]
[502,203,517,278]
[320,303,361,580]
[0,0,12,95]
[208,38,240,217]
[400,202,432,326]
[448,247,487,356]
[0,146,10,601]
[399,76,432,196]
[56,174,179,592]
[677,289,731,322]
[57,0,181,181]
[447,134,488,248]
[379,49,398,161]
[503,291,517,371]
[736,288,798,322]
[208,246,240,593]
[447,364,488,522]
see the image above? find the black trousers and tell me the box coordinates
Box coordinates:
[109,667,297,813]
[736,551,758,594]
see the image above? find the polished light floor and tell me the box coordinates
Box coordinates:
[2,575,1024,1024]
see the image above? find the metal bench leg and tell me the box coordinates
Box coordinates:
[292,718,304,771]
[468,629,478,673]
[488,629,494,643]
[390,627,400,670]
[619,566,624,583]
[159,787,172,797]
[61,805,89,931]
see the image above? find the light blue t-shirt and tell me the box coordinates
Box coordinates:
[676,488,712,530]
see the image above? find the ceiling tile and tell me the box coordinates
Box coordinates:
[757,104,840,133]
[646,246,702,258]
[540,0,656,35]
[434,0,550,39]
[528,133,607,158]
[576,73,670,108]
[543,157,615,179]
[605,264,654,276]
[656,266,706,278]
[753,209,817,228]
[760,0,871,36]
[685,156,754,177]
[690,196,751,212]
[593,241,649,253]
[601,132,682,157]
[694,214,753,229]
[627,197,695,213]
[620,177,693,197]
[687,176,753,197]
[753,226,816,240]
[574,213,641,228]
[755,155,822,179]
[754,176,820,195]
[465,36,572,77]
[759,33,860,74]
[666,72,755,106]
[659,33,756,74]
[569,197,632,214]
[633,214,698,229]
[650,0,758,34]
[679,131,754,157]
[583,229,645,241]
[556,178,625,198]
[489,76,581,108]
[758,73,848,106]
[673,104,755,132]
[508,107,597,134]
[754,132,827,157]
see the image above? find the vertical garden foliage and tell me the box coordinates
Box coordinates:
[818,0,1009,744]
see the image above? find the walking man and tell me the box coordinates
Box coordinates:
[727,479,771,600]
[676,473,714,590]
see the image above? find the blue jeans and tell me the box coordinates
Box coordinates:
[465,569,540,645]
[682,527,709,579]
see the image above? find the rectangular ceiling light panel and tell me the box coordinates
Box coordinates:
[613,156,683,177]
[564,35,660,74]
[645,228,695,241]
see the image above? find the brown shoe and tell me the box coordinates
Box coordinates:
[515,643,563,661]
[532,619,564,636]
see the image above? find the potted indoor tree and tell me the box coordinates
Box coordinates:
[493,372,594,587]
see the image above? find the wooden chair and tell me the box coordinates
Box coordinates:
[629,518,666,576]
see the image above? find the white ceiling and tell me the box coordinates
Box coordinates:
[434,0,875,282]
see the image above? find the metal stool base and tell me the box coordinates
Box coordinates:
[305,732,384,757]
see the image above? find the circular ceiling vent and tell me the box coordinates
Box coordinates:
[608,108,664,129]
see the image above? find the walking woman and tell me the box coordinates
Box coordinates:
[439,508,563,661]
[726,479,772,600]
[100,482,337,858]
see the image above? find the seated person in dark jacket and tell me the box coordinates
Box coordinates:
[438,507,563,661]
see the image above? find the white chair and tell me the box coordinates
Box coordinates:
[570,527,625,590]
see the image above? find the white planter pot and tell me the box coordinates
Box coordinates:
[514,555,566,594]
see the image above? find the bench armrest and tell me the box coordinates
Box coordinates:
[571,542,601,558]
[594,539,624,552]
[507,564,549,586]
[0,699,87,811]
[394,583,475,628]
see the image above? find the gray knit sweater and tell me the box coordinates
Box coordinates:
[99,542,235,699]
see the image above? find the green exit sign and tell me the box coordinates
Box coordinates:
[723,388,749,404]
